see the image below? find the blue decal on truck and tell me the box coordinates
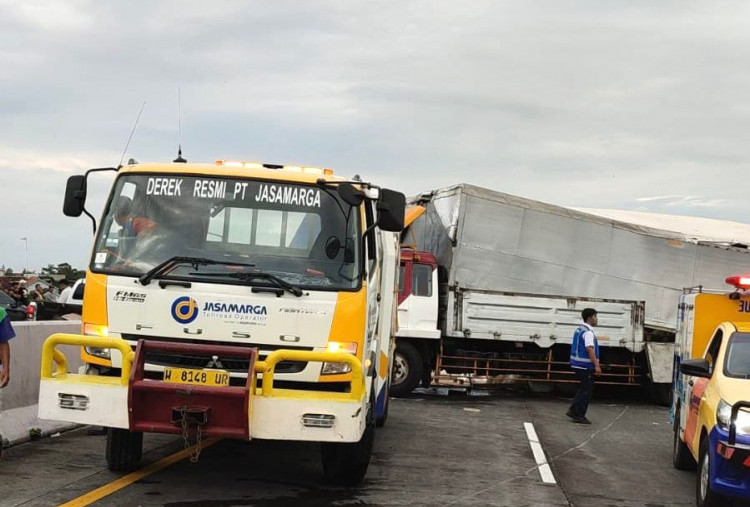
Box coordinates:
[171,296,199,324]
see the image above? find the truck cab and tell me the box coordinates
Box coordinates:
[672,277,750,506]
[39,159,405,485]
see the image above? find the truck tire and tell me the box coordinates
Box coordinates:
[696,437,726,507]
[106,428,143,472]
[672,408,695,470]
[390,341,422,397]
[321,397,375,486]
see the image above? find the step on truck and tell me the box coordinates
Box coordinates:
[671,276,750,506]
[392,184,750,400]
[38,158,405,485]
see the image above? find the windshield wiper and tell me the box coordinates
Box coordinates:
[189,270,305,297]
[139,256,256,286]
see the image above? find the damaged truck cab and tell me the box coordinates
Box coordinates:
[39,160,404,485]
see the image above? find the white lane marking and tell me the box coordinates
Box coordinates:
[524,422,556,484]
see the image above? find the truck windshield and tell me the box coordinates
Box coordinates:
[725,332,750,378]
[91,174,362,290]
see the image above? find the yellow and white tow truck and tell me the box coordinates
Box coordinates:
[671,275,750,506]
[38,158,404,485]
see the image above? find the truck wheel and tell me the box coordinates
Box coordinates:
[672,408,695,470]
[696,437,726,507]
[390,342,422,397]
[106,428,143,472]
[321,398,375,486]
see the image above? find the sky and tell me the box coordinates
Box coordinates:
[1,1,749,272]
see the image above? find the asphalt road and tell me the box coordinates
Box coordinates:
[2,390,745,507]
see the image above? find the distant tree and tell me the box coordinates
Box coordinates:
[40,263,84,281]
[5,268,13,275]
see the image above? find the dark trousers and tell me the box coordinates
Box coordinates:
[569,368,594,418]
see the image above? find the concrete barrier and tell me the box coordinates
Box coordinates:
[1,320,85,448]
[4,320,83,411]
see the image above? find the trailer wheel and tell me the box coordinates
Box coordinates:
[106,428,143,472]
[390,341,422,397]
[672,408,695,470]
[696,437,726,507]
[648,382,672,407]
[321,397,375,486]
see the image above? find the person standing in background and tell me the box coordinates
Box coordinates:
[57,280,73,304]
[566,308,601,424]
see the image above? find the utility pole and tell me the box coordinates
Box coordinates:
[20,237,28,273]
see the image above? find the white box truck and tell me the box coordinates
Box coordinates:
[392,184,750,403]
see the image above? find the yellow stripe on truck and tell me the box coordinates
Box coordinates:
[318,287,366,383]
[80,271,111,366]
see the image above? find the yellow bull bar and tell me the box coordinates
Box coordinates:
[256,349,364,400]
[41,334,135,385]
[40,334,365,401]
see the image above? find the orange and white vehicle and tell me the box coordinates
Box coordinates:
[671,276,750,506]
[38,158,404,485]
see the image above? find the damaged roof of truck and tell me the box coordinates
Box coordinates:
[417,183,750,249]
[118,160,347,185]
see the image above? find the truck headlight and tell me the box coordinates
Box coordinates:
[83,323,110,360]
[321,341,357,375]
[717,399,750,435]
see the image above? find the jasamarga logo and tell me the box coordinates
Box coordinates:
[202,301,268,324]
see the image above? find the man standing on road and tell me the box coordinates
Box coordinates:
[0,306,16,459]
[566,308,601,424]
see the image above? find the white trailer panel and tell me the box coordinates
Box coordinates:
[454,290,644,352]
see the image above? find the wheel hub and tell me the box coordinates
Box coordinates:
[392,353,409,384]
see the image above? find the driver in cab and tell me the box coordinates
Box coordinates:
[114,197,157,237]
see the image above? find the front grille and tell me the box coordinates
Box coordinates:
[121,334,312,374]
[145,350,306,374]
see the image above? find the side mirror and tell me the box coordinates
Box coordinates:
[680,358,711,378]
[63,175,87,217]
[338,183,365,207]
[377,188,406,232]
[325,236,342,259]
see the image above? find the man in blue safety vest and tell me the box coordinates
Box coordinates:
[566,308,601,424]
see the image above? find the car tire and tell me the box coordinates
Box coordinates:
[696,437,727,507]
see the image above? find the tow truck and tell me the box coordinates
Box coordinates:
[38,158,405,485]
[671,275,750,506]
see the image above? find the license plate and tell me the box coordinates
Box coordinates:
[163,367,230,387]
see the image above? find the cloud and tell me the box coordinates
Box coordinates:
[1,1,750,270]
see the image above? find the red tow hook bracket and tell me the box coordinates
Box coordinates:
[171,406,211,427]
[128,339,258,440]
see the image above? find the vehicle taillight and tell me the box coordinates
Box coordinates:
[725,275,750,289]
[26,302,36,320]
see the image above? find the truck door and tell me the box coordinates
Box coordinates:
[684,328,723,448]
[397,261,412,329]
[407,263,436,333]
[364,201,380,356]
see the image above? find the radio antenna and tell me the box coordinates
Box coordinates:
[174,87,187,163]
[119,101,146,168]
